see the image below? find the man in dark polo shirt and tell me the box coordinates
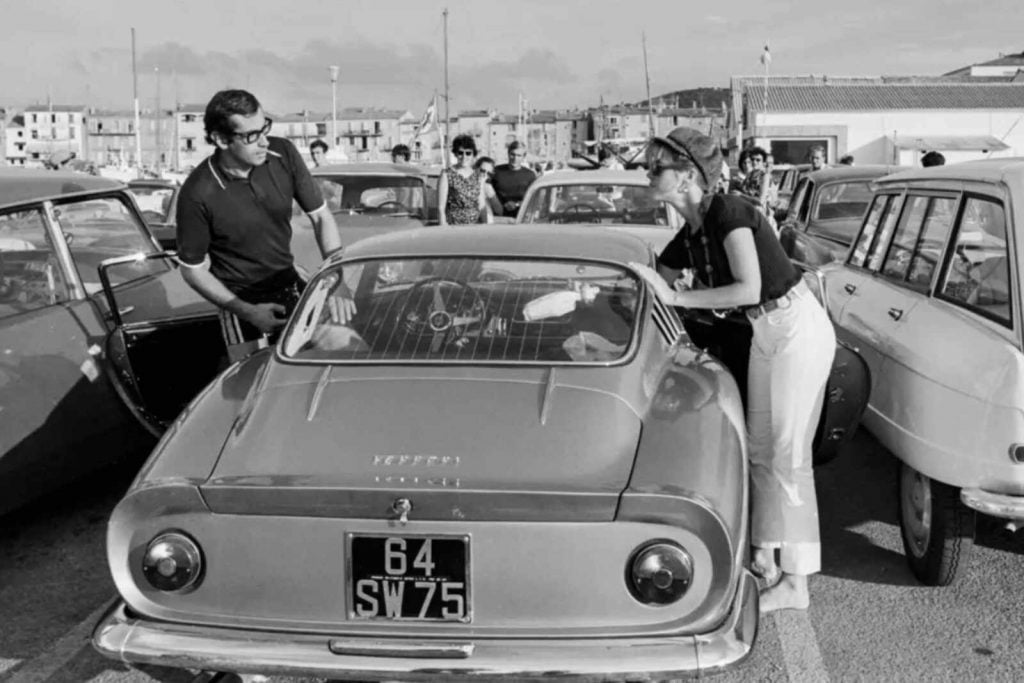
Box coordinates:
[491,140,537,217]
[176,89,345,361]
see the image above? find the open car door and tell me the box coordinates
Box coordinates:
[98,252,224,436]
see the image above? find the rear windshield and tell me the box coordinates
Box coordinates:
[282,257,640,364]
[315,175,428,219]
[520,184,670,226]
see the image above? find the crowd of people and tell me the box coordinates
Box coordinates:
[169,87,957,618]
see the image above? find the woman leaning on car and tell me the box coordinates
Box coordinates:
[630,127,835,613]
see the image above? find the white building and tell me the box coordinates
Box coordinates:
[734,79,1024,166]
[22,105,88,167]
[4,118,27,166]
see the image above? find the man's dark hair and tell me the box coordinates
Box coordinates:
[839,154,854,165]
[507,140,526,153]
[451,134,477,154]
[391,143,411,161]
[310,139,328,154]
[204,89,261,145]
[748,146,768,161]
[474,155,495,170]
[921,151,946,167]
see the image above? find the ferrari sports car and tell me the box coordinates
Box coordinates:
[93,226,762,680]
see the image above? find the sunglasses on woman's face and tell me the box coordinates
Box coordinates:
[455,149,475,158]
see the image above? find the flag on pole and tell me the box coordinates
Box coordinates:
[760,43,772,66]
[410,95,438,142]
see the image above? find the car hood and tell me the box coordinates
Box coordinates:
[200,370,642,522]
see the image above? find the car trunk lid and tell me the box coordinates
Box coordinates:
[201,370,641,522]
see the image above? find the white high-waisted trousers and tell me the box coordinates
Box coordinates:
[747,281,836,576]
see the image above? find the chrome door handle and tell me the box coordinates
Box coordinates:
[888,307,903,321]
[106,305,135,320]
[844,283,857,294]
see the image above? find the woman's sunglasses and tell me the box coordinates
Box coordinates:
[455,149,476,157]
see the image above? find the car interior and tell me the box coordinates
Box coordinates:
[283,258,640,363]
[521,184,671,226]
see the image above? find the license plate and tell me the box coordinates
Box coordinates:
[347,534,471,622]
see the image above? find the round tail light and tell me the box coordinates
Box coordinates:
[142,531,203,593]
[627,541,693,605]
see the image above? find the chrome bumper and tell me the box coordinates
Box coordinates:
[93,570,758,681]
[961,487,1024,520]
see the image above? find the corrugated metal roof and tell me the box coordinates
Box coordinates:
[23,104,86,113]
[747,84,1024,112]
[893,134,1010,152]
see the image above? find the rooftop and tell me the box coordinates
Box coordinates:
[745,83,1024,112]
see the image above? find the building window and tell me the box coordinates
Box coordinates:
[51,127,57,139]
[316,123,326,136]
[183,114,196,123]
[128,123,134,134]
[31,130,38,139]
[69,126,76,140]
[185,138,194,151]
[31,114,37,123]
[374,121,381,134]
[97,121,103,132]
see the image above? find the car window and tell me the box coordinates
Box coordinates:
[0,207,71,319]
[317,175,427,219]
[880,195,929,282]
[939,196,1012,327]
[798,180,815,223]
[520,184,670,226]
[282,257,640,364]
[787,178,810,225]
[850,193,898,267]
[128,186,175,222]
[813,182,872,222]
[866,194,905,271]
[906,197,957,287]
[53,196,163,295]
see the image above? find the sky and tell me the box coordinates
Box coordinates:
[2,0,1020,117]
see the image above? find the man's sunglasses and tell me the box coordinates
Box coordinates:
[231,117,273,145]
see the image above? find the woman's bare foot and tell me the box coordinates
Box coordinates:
[751,547,781,585]
[759,574,810,613]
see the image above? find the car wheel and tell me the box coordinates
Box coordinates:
[898,462,975,586]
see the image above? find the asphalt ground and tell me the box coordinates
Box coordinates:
[1,427,1023,683]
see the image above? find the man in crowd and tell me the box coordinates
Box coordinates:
[391,144,411,164]
[309,139,329,167]
[808,145,827,171]
[921,151,946,167]
[839,154,855,166]
[492,141,537,217]
[175,89,346,362]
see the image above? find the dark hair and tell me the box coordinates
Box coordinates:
[451,134,476,154]
[651,127,723,211]
[391,143,411,161]
[507,140,526,153]
[737,148,752,167]
[809,144,826,157]
[748,146,768,161]
[839,154,854,165]
[921,151,946,167]
[309,139,328,154]
[203,89,261,145]
[474,155,495,170]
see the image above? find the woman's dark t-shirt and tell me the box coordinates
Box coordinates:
[658,194,800,304]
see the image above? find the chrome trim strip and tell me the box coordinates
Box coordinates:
[306,365,333,421]
[328,639,473,658]
[539,366,557,425]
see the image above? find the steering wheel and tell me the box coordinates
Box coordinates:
[560,203,601,223]
[369,200,410,214]
[393,278,488,352]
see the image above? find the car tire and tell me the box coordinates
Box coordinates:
[898,462,975,586]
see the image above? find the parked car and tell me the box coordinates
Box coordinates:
[823,158,1024,585]
[126,178,179,250]
[0,168,218,515]
[514,169,683,253]
[296,162,437,267]
[770,163,810,221]
[780,166,903,266]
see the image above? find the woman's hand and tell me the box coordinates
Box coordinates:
[629,262,676,303]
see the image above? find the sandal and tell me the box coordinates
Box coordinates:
[751,562,782,589]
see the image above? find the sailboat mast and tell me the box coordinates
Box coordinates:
[443,7,450,167]
[642,31,655,138]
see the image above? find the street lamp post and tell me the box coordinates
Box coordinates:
[329,65,339,158]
